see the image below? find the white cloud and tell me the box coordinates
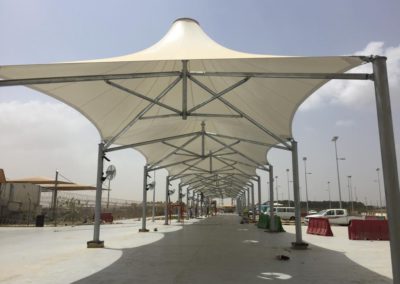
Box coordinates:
[300,42,400,111]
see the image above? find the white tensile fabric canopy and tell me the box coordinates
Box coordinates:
[3,19,399,275]
[0,18,364,197]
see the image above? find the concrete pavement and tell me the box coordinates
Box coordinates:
[0,214,392,283]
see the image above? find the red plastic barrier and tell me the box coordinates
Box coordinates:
[307,218,333,236]
[348,220,389,240]
[365,215,386,220]
[101,212,113,223]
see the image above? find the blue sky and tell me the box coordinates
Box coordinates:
[0,0,399,206]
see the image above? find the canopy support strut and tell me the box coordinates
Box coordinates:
[164,176,170,225]
[269,165,275,232]
[372,56,400,283]
[182,60,188,119]
[87,142,105,248]
[139,165,149,232]
[291,140,308,249]
[250,182,255,222]
[189,75,291,148]
[104,76,182,148]
[257,175,262,219]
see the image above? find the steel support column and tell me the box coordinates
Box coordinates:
[242,191,246,211]
[186,188,190,220]
[178,184,182,222]
[52,170,59,227]
[246,188,250,209]
[291,140,308,249]
[139,165,149,232]
[372,56,400,283]
[182,60,188,119]
[269,165,275,232]
[257,175,262,220]
[87,143,105,248]
[196,193,200,217]
[250,183,255,222]
[164,176,169,225]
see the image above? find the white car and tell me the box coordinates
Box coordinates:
[304,208,364,226]
[266,207,296,220]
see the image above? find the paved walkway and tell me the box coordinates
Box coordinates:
[0,214,392,283]
[77,215,390,284]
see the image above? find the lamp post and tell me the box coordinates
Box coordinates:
[275,176,279,205]
[286,169,291,207]
[376,168,383,208]
[302,157,310,214]
[332,136,345,209]
[347,175,354,213]
[327,181,332,208]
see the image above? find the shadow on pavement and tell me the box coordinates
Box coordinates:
[75,215,391,284]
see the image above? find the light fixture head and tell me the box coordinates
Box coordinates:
[332,136,339,142]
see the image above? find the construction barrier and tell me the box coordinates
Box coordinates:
[101,212,113,223]
[257,214,285,232]
[365,215,386,220]
[306,217,333,236]
[348,219,389,240]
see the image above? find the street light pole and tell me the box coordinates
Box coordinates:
[332,136,344,209]
[376,168,383,208]
[347,175,354,213]
[303,157,310,214]
[327,181,332,209]
[286,169,291,207]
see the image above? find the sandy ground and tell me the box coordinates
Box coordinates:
[284,224,392,278]
[0,218,201,283]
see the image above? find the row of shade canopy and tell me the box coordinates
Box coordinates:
[0,18,364,200]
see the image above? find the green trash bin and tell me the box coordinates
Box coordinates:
[257,214,285,232]
[35,215,45,227]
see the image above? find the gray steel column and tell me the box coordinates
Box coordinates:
[182,60,188,119]
[164,176,169,225]
[178,184,182,222]
[139,165,149,232]
[88,142,105,248]
[257,175,262,219]
[291,140,308,249]
[332,137,343,209]
[195,194,198,217]
[52,170,59,227]
[242,193,246,213]
[151,171,156,222]
[246,188,251,210]
[372,56,400,283]
[251,183,255,222]
[200,193,204,216]
[269,165,275,232]
[186,188,190,220]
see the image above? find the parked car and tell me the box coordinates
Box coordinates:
[304,208,364,226]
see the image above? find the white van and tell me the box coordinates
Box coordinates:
[266,207,295,220]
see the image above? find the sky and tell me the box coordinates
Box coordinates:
[0,0,399,207]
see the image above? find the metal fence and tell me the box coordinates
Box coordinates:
[1,190,165,226]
